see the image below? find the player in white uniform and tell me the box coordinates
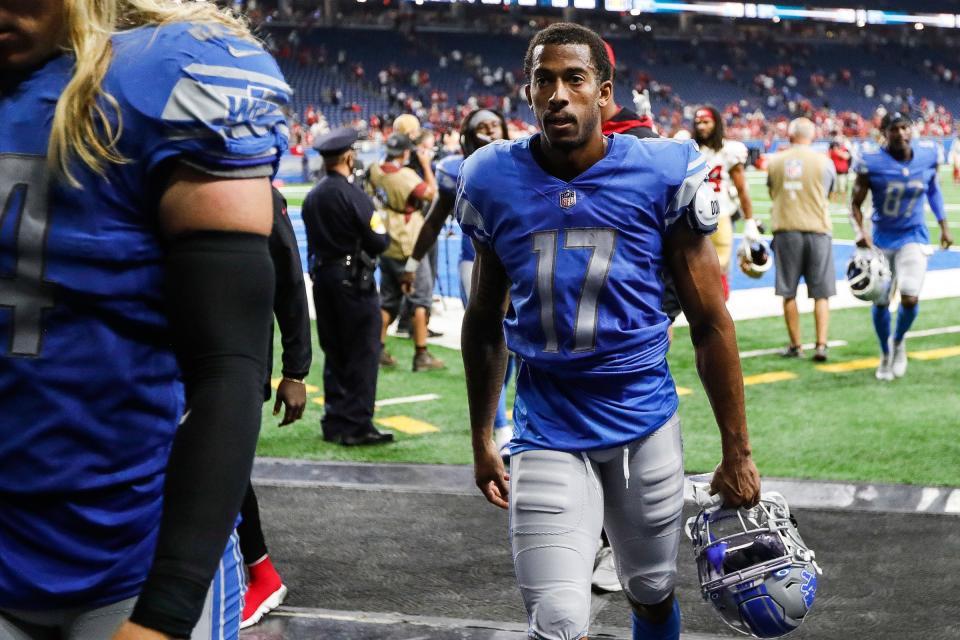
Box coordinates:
[694,106,761,298]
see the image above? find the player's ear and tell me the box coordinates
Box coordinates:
[523,83,533,108]
[597,78,613,108]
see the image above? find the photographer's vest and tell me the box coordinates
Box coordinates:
[767,145,834,234]
[368,162,425,259]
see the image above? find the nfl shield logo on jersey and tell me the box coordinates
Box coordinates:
[559,189,577,209]
[785,159,803,179]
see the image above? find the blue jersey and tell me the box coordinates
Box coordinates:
[0,23,289,608]
[853,141,942,250]
[457,134,708,452]
[436,154,475,262]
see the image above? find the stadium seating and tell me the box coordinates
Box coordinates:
[263,22,958,135]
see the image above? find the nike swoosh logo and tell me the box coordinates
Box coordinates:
[227,44,263,58]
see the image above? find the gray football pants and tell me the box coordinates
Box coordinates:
[1,568,228,640]
[509,414,684,640]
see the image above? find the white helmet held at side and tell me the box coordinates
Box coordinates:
[737,239,773,279]
[846,248,892,303]
[685,486,822,638]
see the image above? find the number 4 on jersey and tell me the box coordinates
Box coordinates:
[0,155,56,357]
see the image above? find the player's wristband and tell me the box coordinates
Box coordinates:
[282,376,305,385]
[404,257,420,273]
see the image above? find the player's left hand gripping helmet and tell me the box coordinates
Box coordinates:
[685,488,822,638]
[738,240,773,279]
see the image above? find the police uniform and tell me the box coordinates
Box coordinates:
[302,128,393,445]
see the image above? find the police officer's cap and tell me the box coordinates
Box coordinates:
[314,127,359,157]
[385,133,415,157]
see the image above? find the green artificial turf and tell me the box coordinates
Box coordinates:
[258,296,960,487]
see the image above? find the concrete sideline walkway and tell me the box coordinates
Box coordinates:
[253,457,960,516]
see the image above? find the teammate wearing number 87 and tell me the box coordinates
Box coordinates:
[458,23,761,640]
[0,1,289,639]
[850,112,953,381]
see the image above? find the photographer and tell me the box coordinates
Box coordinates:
[302,128,394,446]
[367,134,445,372]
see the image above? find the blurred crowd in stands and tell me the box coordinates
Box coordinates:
[242,1,960,153]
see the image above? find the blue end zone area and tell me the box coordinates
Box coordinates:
[287,207,960,294]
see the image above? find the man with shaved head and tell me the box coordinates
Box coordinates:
[766,117,837,361]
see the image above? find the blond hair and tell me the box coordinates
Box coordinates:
[51,0,256,186]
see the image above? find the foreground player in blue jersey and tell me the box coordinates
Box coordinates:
[851,112,953,381]
[459,23,761,640]
[0,1,289,639]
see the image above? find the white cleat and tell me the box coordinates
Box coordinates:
[891,339,908,378]
[875,342,894,381]
[494,426,513,460]
[592,545,622,593]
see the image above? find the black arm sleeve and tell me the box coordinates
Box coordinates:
[129,231,275,638]
[269,189,312,380]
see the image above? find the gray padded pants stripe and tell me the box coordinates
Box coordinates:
[509,414,684,640]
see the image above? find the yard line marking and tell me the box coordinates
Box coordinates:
[271,377,320,394]
[816,357,880,373]
[311,397,325,406]
[374,393,440,407]
[677,386,693,396]
[917,488,941,512]
[740,340,847,359]
[945,490,960,514]
[907,325,960,338]
[743,371,797,385]
[817,345,960,372]
[908,345,960,360]
[375,415,439,435]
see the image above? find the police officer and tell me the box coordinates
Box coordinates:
[302,127,393,446]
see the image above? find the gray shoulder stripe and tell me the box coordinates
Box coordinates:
[183,63,292,93]
[668,165,708,212]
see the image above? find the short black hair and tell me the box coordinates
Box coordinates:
[880,111,910,131]
[523,22,612,85]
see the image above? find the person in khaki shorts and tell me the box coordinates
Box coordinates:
[367,133,446,371]
[766,118,837,361]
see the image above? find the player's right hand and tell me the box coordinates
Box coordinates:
[474,441,510,509]
[855,236,872,249]
[399,271,416,295]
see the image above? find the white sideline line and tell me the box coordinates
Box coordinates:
[374,393,440,407]
[739,340,847,359]
[906,325,960,338]
[269,605,729,640]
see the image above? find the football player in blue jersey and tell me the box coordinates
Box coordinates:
[400,109,514,454]
[458,23,761,640]
[0,1,289,639]
[850,112,953,381]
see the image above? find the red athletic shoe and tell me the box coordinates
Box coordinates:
[240,555,288,629]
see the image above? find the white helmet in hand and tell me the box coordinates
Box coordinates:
[846,248,892,303]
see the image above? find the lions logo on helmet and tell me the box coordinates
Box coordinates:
[685,486,822,638]
[738,239,772,279]
[846,248,892,303]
